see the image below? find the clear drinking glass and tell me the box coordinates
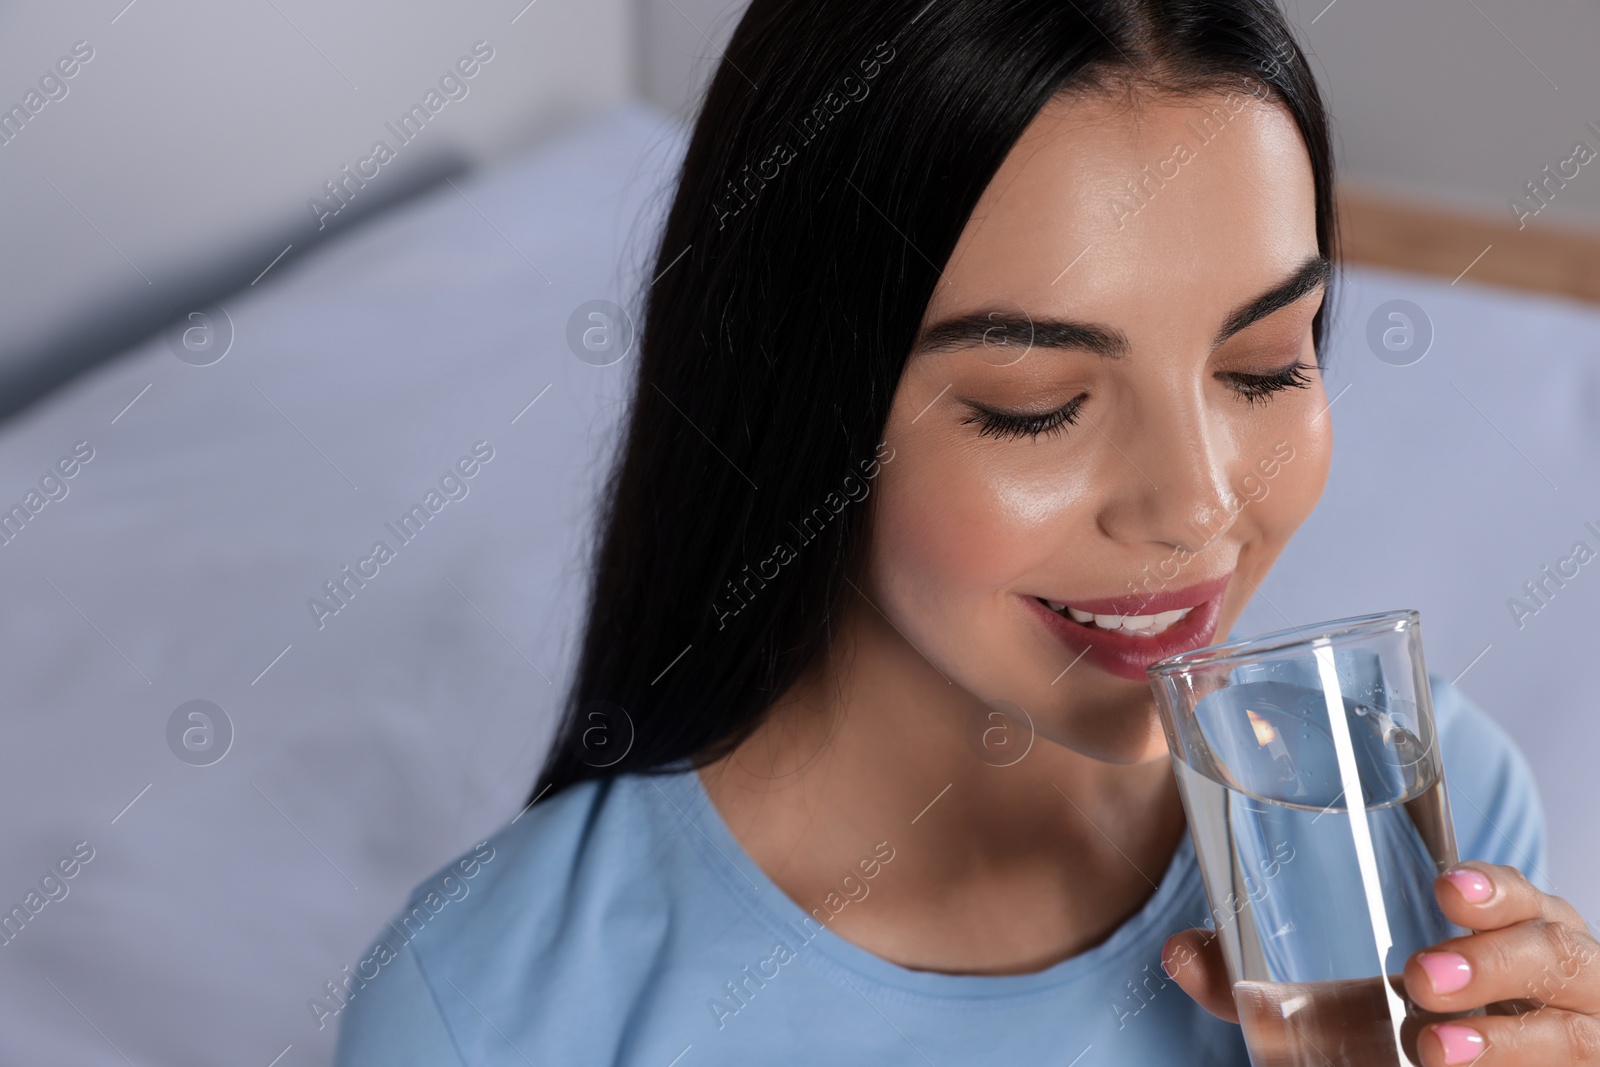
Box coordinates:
[1147,609,1480,1067]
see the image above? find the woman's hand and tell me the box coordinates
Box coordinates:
[1161,861,1600,1064]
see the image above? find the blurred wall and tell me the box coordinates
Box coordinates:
[0,0,633,420]
[636,0,747,124]
[1300,0,1600,231]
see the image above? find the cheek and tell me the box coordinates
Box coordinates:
[1247,417,1332,543]
[870,457,981,604]
[870,436,1097,608]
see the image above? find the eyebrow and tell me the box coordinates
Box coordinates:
[912,254,1332,359]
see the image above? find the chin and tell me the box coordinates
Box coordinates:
[1030,690,1173,766]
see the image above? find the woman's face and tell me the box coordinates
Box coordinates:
[868,85,1333,764]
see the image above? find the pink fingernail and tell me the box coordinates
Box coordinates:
[1418,951,1473,994]
[1444,866,1494,903]
[1432,1023,1486,1065]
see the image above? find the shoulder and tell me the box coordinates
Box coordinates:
[335,771,685,1064]
[1427,672,1551,892]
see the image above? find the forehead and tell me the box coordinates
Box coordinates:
[928,86,1319,335]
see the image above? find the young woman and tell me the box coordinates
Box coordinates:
[337,1,1595,1063]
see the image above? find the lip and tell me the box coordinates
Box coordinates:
[1024,573,1233,683]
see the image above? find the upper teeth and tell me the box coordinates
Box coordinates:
[1044,601,1192,635]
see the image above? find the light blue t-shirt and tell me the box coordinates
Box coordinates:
[334,673,1548,1066]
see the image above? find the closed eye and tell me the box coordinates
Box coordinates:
[1219,361,1316,406]
[962,395,1087,440]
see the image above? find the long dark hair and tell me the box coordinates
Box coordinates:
[531,0,1339,805]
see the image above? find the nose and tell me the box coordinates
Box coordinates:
[1093,391,1239,553]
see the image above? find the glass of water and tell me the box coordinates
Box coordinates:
[1147,609,1482,1067]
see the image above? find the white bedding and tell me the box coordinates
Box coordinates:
[0,100,1595,1064]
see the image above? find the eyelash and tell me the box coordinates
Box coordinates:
[963,361,1316,440]
[1223,361,1317,406]
[963,395,1086,441]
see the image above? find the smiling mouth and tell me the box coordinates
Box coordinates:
[1025,574,1233,682]
[1039,600,1193,637]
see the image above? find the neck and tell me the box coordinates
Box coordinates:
[697,587,1189,976]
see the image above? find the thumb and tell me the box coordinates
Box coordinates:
[1162,928,1238,1024]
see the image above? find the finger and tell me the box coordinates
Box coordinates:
[1435,862,1585,933]
[1418,1008,1600,1065]
[1405,917,1600,1016]
[1162,929,1237,1024]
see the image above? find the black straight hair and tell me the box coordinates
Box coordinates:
[530,0,1340,806]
